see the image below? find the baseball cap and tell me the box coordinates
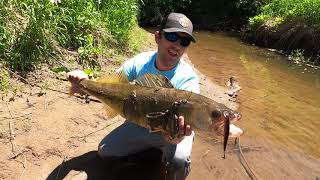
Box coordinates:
[160,12,196,42]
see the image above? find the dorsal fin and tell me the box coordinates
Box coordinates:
[134,73,174,88]
[96,71,129,83]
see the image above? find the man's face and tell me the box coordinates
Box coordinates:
[155,31,191,68]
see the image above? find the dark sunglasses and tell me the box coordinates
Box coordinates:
[162,32,191,47]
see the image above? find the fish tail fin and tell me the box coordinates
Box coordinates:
[69,87,75,96]
[69,85,81,96]
[69,83,87,96]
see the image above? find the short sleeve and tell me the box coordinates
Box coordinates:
[177,75,200,94]
[117,58,136,81]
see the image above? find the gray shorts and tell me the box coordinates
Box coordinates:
[98,121,194,179]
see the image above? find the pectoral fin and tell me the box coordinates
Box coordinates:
[103,103,118,118]
[94,71,127,118]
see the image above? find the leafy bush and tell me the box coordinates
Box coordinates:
[288,49,310,64]
[249,15,284,29]
[8,1,53,71]
[100,0,139,47]
[0,0,15,60]
[51,0,101,49]
[77,34,102,70]
[138,0,192,26]
[250,0,320,28]
[0,0,142,73]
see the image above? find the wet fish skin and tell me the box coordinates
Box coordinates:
[78,79,241,136]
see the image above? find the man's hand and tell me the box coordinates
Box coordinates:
[163,116,192,144]
[67,70,89,95]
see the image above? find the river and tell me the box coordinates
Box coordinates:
[187,31,320,158]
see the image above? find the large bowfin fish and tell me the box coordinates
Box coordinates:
[76,71,241,157]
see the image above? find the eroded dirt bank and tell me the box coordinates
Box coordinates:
[243,20,320,64]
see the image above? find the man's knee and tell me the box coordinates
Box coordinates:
[97,142,110,158]
[169,153,192,179]
[98,139,121,159]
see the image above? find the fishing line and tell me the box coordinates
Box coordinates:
[237,137,259,180]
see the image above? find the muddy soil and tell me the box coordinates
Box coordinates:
[0,43,319,180]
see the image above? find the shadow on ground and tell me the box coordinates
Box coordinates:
[47,149,165,180]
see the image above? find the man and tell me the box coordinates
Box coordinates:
[68,12,241,179]
[69,12,197,179]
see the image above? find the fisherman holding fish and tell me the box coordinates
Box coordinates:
[68,12,242,180]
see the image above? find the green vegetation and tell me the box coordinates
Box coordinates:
[249,0,320,27]
[0,0,143,73]
[0,69,11,92]
[288,49,311,65]
[138,0,265,29]
[1,0,318,81]
[247,0,320,65]
[138,0,192,25]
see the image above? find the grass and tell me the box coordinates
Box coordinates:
[0,69,11,92]
[0,0,154,94]
[247,0,320,65]
[249,0,320,28]
[0,0,145,75]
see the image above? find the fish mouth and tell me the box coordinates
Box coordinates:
[210,111,241,136]
[229,113,241,123]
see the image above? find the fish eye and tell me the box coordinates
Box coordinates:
[211,110,222,119]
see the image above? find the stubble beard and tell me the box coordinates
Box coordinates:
[159,51,181,68]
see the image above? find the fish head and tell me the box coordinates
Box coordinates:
[209,109,241,136]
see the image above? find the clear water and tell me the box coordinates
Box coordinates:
[188,31,320,158]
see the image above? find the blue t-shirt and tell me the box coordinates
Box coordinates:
[118,51,200,94]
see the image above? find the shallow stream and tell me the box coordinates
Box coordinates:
[188,31,320,158]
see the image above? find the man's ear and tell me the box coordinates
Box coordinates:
[155,31,161,44]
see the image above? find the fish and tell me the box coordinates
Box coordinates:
[73,72,241,157]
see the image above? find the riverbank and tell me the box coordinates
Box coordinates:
[0,32,320,180]
[243,19,320,65]
[242,0,320,65]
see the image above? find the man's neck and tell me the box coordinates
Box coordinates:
[155,56,177,71]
